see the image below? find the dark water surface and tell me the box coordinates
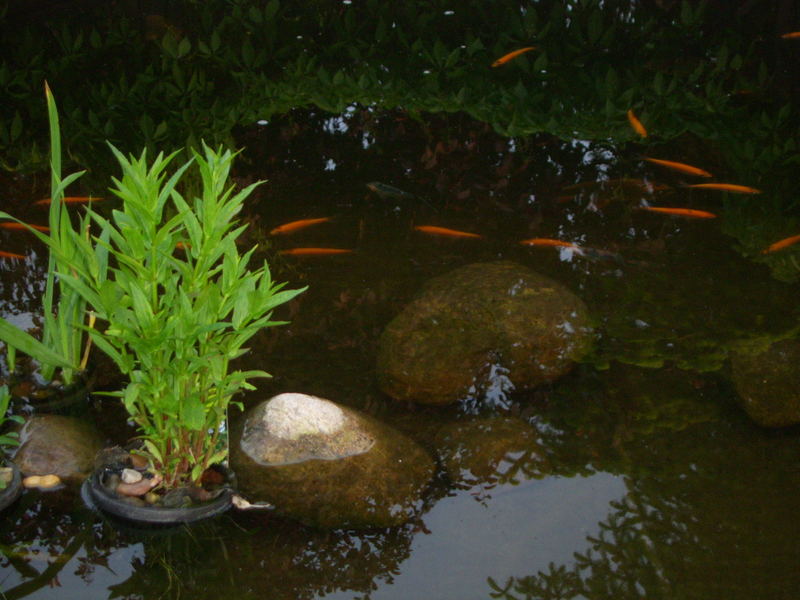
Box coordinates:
[2,1,800,599]
[1,106,799,600]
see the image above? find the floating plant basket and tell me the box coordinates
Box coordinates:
[82,465,236,525]
[0,460,22,512]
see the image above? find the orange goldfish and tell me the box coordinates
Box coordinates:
[637,206,717,219]
[35,196,104,206]
[491,47,536,67]
[643,157,712,178]
[414,225,483,239]
[781,32,800,39]
[626,109,648,138]
[686,183,761,194]
[0,250,25,260]
[0,222,50,233]
[279,248,353,256]
[762,234,800,254]
[269,217,331,235]
[519,238,580,249]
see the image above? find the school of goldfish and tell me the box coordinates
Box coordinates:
[3,39,800,263]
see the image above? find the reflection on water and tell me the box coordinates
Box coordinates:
[325,473,627,600]
[2,101,800,599]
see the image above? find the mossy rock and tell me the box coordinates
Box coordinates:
[377,261,593,405]
[230,393,435,529]
[13,415,104,480]
[730,339,800,428]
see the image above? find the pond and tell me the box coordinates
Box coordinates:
[1,2,800,599]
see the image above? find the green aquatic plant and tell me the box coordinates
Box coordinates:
[0,385,23,490]
[0,84,95,386]
[60,142,305,488]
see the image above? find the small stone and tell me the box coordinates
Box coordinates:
[144,492,160,504]
[121,468,143,484]
[37,474,61,489]
[22,474,61,489]
[116,473,161,497]
[22,475,41,488]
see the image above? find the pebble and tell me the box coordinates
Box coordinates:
[121,468,143,484]
[22,474,62,489]
[116,473,162,497]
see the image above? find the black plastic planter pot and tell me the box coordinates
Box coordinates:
[0,461,22,512]
[82,467,235,525]
[9,371,93,415]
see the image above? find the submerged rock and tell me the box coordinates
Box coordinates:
[13,415,104,480]
[377,261,593,405]
[731,339,800,428]
[230,393,435,529]
[434,416,549,489]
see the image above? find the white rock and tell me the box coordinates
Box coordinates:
[121,468,143,484]
[264,393,346,439]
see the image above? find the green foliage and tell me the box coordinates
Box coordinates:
[0,85,93,385]
[59,142,305,488]
[0,385,24,489]
[0,385,23,452]
[1,0,798,188]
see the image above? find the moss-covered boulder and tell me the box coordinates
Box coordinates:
[377,261,593,405]
[730,339,800,427]
[13,415,104,480]
[230,393,435,529]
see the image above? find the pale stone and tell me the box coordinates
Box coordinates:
[242,393,373,465]
[264,393,346,439]
[121,468,143,484]
[22,474,61,489]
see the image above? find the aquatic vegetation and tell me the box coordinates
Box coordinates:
[59,143,306,488]
[0,385,23,490]
[2,0,799,194]
[0,386,22,451]
[0,86,95,386]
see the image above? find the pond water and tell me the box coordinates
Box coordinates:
[2,2,800,599]
[2,104,799,600]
